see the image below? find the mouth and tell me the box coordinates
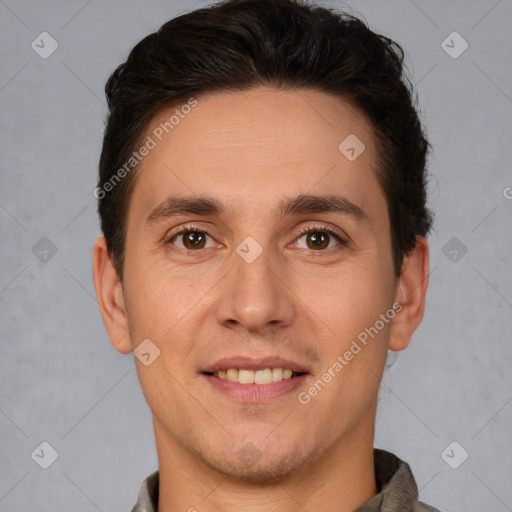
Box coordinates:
[203,368,307,384]
[201,357,311,402]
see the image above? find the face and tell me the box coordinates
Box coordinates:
[109,86,405,481]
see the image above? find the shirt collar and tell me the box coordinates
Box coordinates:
[131,448,436,512]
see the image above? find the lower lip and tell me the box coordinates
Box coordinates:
[201,373,309,402]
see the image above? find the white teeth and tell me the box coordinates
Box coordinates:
[212,367,300,384]
[239,369,255,384]
[226,369,238,382]
[255,368,272,384]
[272,368,283,381]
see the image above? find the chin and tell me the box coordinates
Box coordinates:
[197,442,310,485]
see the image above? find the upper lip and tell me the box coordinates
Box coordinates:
[203,356,310,374]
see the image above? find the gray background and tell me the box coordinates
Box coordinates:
[1,0,511,510]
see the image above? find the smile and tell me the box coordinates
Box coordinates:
[206,368,305,384]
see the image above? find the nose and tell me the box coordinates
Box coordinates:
[213,241,296,335]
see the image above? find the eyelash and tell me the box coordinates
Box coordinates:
[165,223,347,253]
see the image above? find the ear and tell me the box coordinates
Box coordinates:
[92,235,132,354]
[388,235,429,352]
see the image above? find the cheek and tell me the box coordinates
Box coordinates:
[125,271,204,408]
[302,261,392,342]
[300,264,392,415]
[123,259,216,366]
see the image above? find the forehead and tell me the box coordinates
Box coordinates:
[148,86,374,160]
[130,86,384,224]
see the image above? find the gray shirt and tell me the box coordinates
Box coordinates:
[131,448,441,512]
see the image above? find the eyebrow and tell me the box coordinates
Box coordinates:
[145,193,368,227]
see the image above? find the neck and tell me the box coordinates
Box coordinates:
[155,417,377,512]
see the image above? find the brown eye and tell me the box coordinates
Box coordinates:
[182,231,207,250]
[168,229,215,251]
[305,231,330,250]
[295,225,345,251]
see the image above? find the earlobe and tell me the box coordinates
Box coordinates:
[388,236,429,352]
[92,236,133,354]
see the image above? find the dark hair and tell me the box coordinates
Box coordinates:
[97,0,433,281]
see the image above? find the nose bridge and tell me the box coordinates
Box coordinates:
[214,236,295,332]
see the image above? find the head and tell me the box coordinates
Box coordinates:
[93,0,432,483]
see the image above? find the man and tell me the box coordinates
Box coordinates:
[92,0,440,510]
